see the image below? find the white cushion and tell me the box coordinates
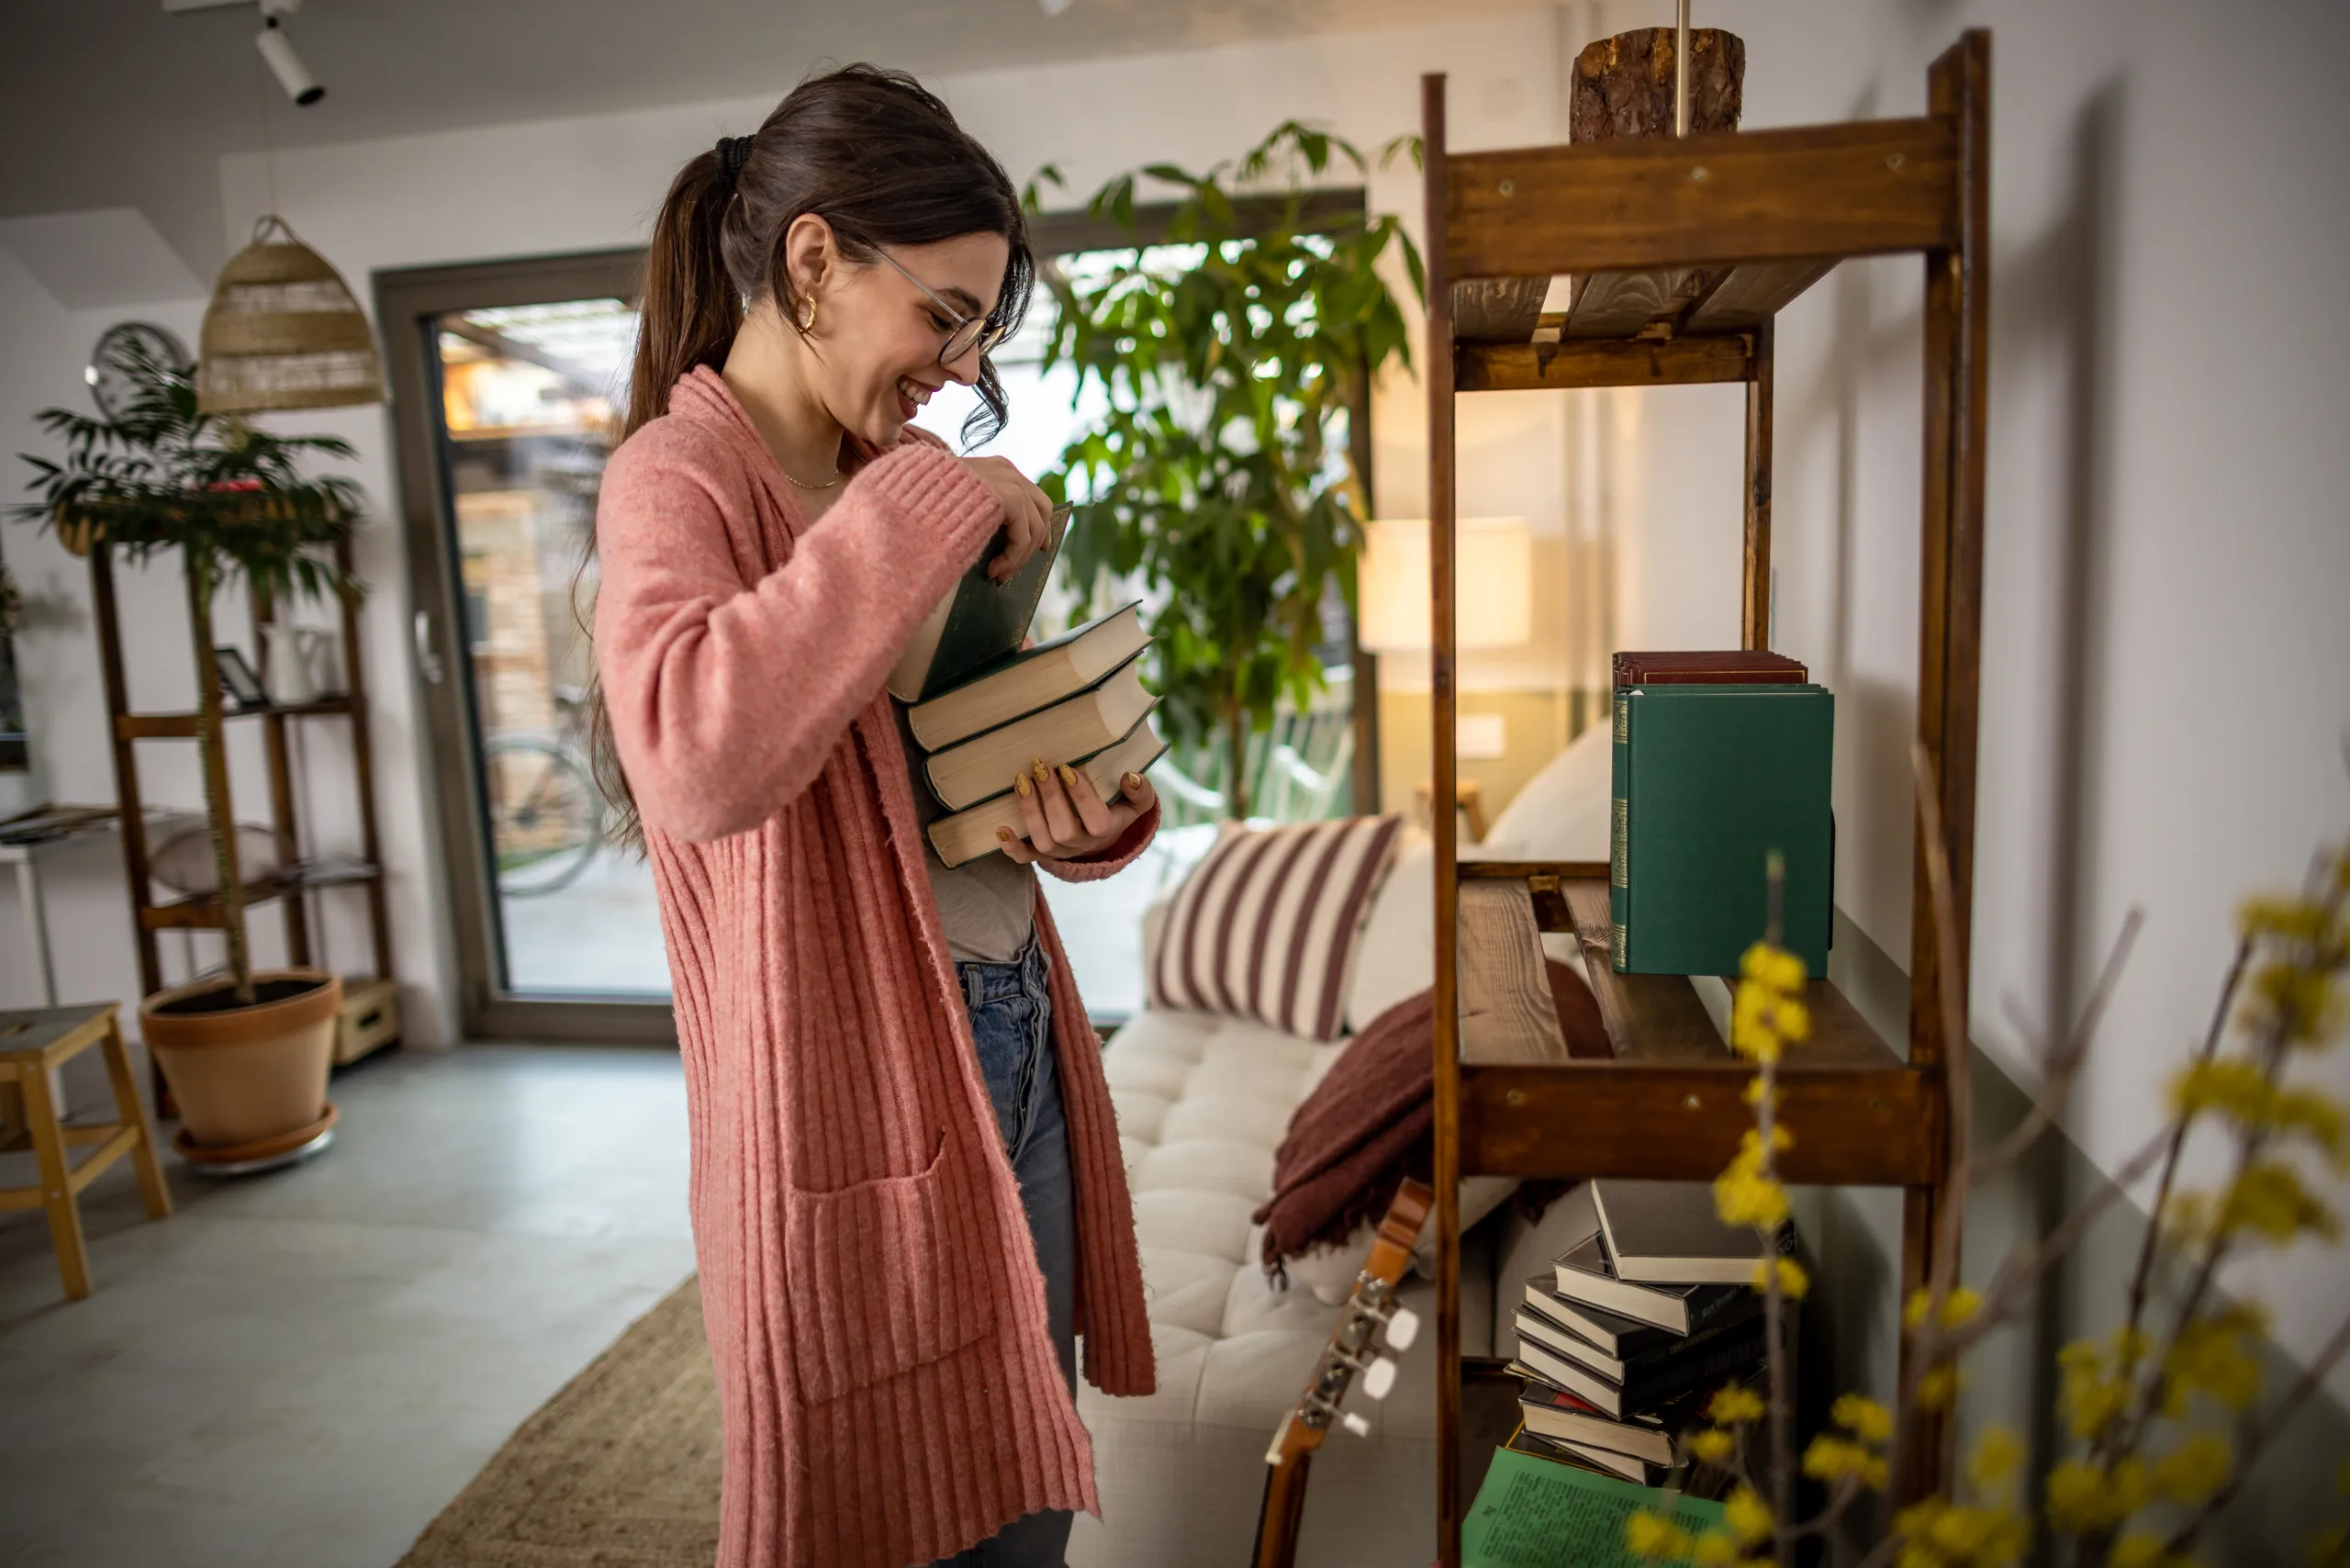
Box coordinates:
[1478,717,1614,860]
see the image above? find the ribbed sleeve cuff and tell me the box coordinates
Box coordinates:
[857,441,1003,565]
[1039,799,1160,883]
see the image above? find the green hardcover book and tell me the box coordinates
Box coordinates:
[1614,682,1833,977]
[885,503,1069,702]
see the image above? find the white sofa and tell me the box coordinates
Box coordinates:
[1068,725,1615,1568]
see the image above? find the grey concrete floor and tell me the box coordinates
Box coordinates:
[0,1044,696,1568]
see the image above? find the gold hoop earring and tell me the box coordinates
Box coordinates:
[797,296,817,332]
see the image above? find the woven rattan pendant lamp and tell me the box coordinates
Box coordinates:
[196,214,383,413]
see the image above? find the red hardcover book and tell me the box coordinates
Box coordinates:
[1612,650,1808,686]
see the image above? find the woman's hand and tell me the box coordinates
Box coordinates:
[958,456,1053,583]
[996,759,1157,864]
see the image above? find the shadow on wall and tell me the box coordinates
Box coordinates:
[1797,77,2350,1562]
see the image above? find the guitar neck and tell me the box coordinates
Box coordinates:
[1250,1446,1314,1568]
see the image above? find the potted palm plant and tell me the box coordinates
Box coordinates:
[1034,123,1423,818]
[16,339,363,1154]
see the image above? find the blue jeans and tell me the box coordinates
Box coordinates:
[923,935,1077,1568]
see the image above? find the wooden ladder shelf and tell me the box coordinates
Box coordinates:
[1421,29,1989,1563]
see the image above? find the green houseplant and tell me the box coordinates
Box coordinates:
[16,340,363,1151]
[1034,123,1422,819]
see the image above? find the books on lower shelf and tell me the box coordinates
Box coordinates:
[1610,677,1834,975]
[1505,1181,1793,1479]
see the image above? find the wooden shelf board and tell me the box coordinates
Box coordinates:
[1447,116,1959,281]
[1555,256,1838,342]
[1457,880,1571,1068]
[140,861,381,930]
[118,696,353,740]
[1458,1057,1934,1185]
[1458,337,1750,393]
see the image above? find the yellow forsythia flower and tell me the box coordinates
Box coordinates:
[1690,1529,1740,1567]
[2058,1338,2132,1441]
[2151,1432,2233,1504]
[2165,1308,2266,1412]
[1723,1486,1774,1546]
[1740,940,1808,995]
[1803,1434,1890,1492]
[1832,1393,1895,1444]
[2240,896,2332,943]
[1752,1256,1810,1300]
[2274,1087,2350,1169]
[1968,1426,2025,1488]
[1715,1166,1790,1230]
[2045,1456,2149,1533]
[2108,1533,2182,1568]
[1688,1428,1735,1465]
[1709,1384,1767,1425]
[2220,1160,2340,1241]
[2243,959,2340,1046]
[1624,1511,1688,1559]
[1916,1363,1963,1411]
[1923,1502,2027,1564]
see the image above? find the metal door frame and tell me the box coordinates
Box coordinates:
[377,248,672,1044]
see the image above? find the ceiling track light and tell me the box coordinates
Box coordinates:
[163,0,324,106]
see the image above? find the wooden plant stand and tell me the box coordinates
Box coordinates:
[1420,30,1989,1562]
[86,530,397,1102]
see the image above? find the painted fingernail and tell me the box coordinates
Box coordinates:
[1031,756,1051,782]
[1058,765,1080,790]
[995,826,1015,843]
[1123,772,1144,792]
[1014,771,1032,798]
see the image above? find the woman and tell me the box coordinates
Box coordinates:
[590,64,1158,1568]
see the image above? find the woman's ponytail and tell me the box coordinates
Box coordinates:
[623,150,742,440]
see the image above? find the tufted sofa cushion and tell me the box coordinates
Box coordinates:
[1070,1001,1494,1566]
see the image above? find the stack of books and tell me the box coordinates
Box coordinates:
[1505,1180,1789,1485]
[896,599,1164,868]
[1609,649,1833,975]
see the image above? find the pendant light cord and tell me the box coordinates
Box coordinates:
[252,30,282,218]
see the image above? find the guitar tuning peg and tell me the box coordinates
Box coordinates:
[1384,1305,1420,1351]
[1362,1355,1397,1402]
[1341,1410,1372,1438]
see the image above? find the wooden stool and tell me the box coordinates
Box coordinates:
[0,1003,173,1300]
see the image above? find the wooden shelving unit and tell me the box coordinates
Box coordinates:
[1421,30,1988,1562]
[86,530,396,1073]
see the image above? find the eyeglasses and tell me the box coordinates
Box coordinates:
[872,248,1011,367]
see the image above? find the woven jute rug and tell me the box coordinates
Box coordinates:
[397,1276,722,1567]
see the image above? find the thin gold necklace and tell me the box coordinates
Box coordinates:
[778,463,841,491]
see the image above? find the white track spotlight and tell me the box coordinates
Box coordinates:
[255,0,322,106]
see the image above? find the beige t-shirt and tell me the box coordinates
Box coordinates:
[892,699,1036,964]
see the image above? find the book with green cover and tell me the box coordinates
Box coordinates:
[885,503,1069,702]
[1611,682,1833,976]
[1462,1443,1725,1568]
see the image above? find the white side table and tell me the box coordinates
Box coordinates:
[0,805,126,1008]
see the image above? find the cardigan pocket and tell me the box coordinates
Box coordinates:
[782,1131,997,1404]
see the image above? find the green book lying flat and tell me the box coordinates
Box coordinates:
[1611,682,1833,977]
[1463,1444,1725,1568]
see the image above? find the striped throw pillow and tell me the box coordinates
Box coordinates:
[1148,814,1405,1041]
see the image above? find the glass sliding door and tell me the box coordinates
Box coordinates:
[381,252,671,1042]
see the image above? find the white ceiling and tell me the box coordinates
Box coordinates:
[1,0,1539,291]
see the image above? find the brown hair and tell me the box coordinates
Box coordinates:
[588,63,1034,849]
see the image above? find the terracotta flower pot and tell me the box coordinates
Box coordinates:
[140,969,341,1150]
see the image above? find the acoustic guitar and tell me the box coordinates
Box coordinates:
[1248,1178,1434,1568]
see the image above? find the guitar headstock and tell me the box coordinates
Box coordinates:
[1262,1177,1435,1465]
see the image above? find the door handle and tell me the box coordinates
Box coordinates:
[413,610,446,685]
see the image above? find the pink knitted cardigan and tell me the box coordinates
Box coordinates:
[595,367,1158,1568]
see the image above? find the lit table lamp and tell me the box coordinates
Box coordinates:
[1357,516,1533,652]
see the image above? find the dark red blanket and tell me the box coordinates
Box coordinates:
[1252,958,1607,1274]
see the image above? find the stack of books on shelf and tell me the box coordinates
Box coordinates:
[887,528,1164,867]
[1609,649,1835,976]
[1504,1179,1792,1491]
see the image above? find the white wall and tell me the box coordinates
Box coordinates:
[1590,0,2350,1395]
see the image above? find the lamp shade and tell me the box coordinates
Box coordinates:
[197,215,384,414]
[1358,516,1533,652]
